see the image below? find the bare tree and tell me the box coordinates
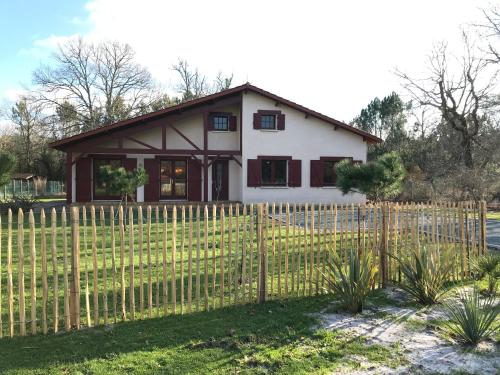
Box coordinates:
[478,6,500,63]
[395,35,498,169]
[9,97,46,172]
[33,38,157,133]
[172,59,233,102]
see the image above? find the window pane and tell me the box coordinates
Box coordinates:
[261,160,273,184]
[160,161,171,196]
[323,161,335,185]
[275,160,287,185]
[94,158,122,197]
[261,159,287,185]
[213,115,228,131]
[175,182,186,196]
[261,115,276,129]
[175,161,186,179]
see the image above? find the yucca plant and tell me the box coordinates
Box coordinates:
[470,254,500,296]
[391,248,451,305]
[321,250,377,313]
[444,288,499,346]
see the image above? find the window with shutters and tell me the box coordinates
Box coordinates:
[261,115,276,130]
[93,158,123,199]
[311,157,352,187]
[254,110,285,130]
[323,160,338,186]
[212,115,229,131]
[209,112,237,131]
[261,159,287,186]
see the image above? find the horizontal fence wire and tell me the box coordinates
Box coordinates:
[0,201,488,338]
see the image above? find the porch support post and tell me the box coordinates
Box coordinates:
[203,112,209,202]
[66,151,72,204]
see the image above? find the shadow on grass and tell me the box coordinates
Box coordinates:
[0,295,333,373]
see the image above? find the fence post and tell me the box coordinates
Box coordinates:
[70,206,81,329]
[380,203,388,288]
[480,200,487,255]
[257,204,267,304]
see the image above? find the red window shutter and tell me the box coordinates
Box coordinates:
[288,159,302,187]
[277,113,285,130]
[143,158,159,202]
[123,158,137,171]
[253,113,261,129]
[187,158,202,201]
[229,115,237,131]
[310,160,324,187]
[207,113,214,131]
[247,159,261,187]
[76,157,92,202]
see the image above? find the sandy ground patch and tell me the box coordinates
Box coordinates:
[318,288,499,374]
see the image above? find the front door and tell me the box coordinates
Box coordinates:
[212,160,229,201]
[160,159,187,199]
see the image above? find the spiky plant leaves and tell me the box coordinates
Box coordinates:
[320,250,378,313]
[444,287,499,346]
[470,254,500,296]
[391,248,451,305]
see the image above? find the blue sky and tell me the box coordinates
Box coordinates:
[0,0,88,101]
[0,0,493,123]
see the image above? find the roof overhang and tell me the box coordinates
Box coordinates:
[49,83,382,151]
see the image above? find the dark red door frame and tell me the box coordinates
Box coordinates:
[211,159,229,201]
[158,158,188,200]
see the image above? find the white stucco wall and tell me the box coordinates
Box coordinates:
[241,92,367,204]
[77,94,367,204]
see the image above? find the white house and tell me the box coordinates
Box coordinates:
[49,83,381,204]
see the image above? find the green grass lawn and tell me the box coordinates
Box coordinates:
[487,211,500,220]
[0,205,471,337]
[0,294,404,374]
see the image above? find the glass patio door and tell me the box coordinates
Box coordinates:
[160,159,187,199]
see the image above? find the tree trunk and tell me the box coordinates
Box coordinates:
[462,136,474,169]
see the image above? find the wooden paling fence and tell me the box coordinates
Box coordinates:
[0,201,488,338]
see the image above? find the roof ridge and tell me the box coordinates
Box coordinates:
[50,83,381,149]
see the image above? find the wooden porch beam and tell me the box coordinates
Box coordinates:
[168,123,201,151]
[231,156,242,167]
[66,152,72,204]
[71,152,87,166]
[124,136,160,150]
[68,147,242,156]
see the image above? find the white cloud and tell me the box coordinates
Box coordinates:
[18,34,80,58]
[14,0,495,122]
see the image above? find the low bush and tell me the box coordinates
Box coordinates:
[321,250,378,313]
[391,248,451,305]
[444,287,499,346]
[471,254,500,296]
[0,194,39,213]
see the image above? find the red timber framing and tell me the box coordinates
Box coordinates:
[58,93,243,203]
[51,83,381,203]
[66,152,72,204]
